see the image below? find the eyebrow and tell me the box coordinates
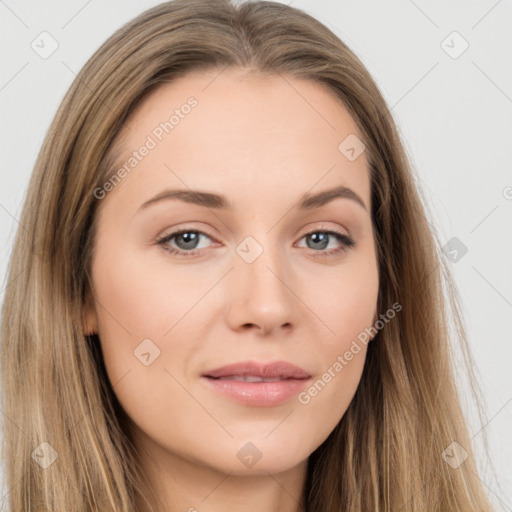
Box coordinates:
[138,185,368,212]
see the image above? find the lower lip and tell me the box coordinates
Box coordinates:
[201,377,310,407]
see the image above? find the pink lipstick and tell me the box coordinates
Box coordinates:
[201,360,311,407]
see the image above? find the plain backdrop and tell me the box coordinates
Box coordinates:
[0,0,511,509]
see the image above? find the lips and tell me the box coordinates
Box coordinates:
[201,360,312,407]
[203,360,311,380]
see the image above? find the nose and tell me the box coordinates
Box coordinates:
[225,241,300,337]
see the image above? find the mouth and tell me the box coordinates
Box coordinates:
[201,360,311,407]
[209,375,302,382]
[203,360,311,380]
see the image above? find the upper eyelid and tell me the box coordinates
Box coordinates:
[159,225,348,239]
[159,220,351,238]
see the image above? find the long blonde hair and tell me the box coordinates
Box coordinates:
[0,0,500,510]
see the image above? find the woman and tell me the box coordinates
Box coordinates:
[0,0,499,510]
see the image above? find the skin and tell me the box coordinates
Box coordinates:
[85,67,379,512]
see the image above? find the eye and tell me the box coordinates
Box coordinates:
[156,229,214,256]
[296,228,355,258]
[156,226,356,258]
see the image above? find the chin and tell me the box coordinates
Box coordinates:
[191,432,315,476]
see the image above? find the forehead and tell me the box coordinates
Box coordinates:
[103,68,370,216]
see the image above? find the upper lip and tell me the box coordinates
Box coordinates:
[203,360,311,379]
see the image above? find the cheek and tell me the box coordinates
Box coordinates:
[296,304,373,442]
[312,253,379,343]
[92,244,203,344]
[296,254,378,425]
[90,251,193,434]
[294,343,368,454]
[89,247,169,382]
[90,242,217,410]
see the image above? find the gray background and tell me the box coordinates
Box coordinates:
[0,0,511,509]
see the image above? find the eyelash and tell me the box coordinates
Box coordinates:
[156,226,355,259]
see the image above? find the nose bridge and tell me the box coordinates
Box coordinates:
[237,230,288,292]
[229,229,297,333]
[252,250,285,291]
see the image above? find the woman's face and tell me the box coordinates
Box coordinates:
[85,68,379,477]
